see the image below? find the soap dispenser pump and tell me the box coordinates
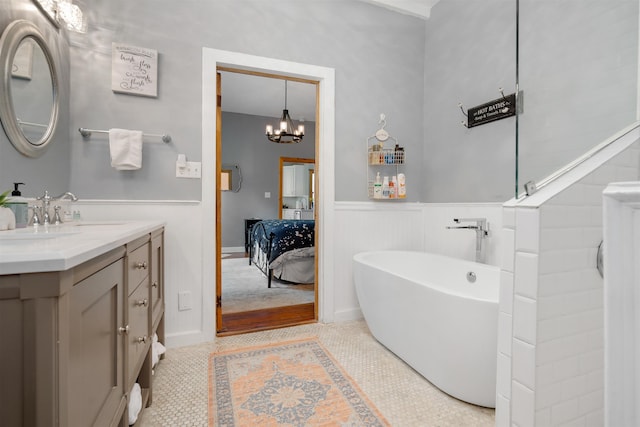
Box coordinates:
[6,182,29,228]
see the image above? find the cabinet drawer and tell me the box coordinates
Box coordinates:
[127,278,150,386]
[127,242,150,293]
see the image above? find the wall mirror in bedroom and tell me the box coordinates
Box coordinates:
[216,67,318,336]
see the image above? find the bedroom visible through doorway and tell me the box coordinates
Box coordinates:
[215,68,319,336]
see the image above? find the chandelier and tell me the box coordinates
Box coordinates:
[265,80,304,144]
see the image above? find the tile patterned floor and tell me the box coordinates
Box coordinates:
[138,320,495,426]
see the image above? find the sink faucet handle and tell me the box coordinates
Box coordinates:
[53,206,62,225]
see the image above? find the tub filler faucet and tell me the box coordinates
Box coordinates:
[446,218,490,263]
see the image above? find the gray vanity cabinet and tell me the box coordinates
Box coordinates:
[0,226,165,427]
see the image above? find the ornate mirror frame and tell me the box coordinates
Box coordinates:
[0,19,59,157]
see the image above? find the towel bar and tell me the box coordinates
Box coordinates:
[78,127,171,143]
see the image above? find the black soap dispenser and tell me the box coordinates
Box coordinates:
[6,182,29,228]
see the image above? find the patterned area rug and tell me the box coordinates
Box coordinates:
[209,338,390,426]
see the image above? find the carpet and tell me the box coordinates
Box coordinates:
[222,258,314,313]
[209,338,390,427]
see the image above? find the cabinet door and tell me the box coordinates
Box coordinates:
[282,166,295,197]
[68,259,125,427]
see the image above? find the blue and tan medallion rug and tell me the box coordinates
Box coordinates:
[209,338,390,426]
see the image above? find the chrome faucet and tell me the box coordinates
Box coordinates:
[446,218,490,263]
[35,191,78,225]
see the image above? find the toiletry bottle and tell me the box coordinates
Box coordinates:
[389,176,396,199]
[6,182,29,228]
[382,176,390,198]
[398,173,406,198]
[373,172,382,199]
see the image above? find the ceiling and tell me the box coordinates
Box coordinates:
[220,72,317,122]
[219,0,440,122]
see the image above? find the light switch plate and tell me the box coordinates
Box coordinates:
[176,161,202,179]
[178,291,192,311]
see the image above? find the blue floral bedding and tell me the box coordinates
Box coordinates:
[251,219,315,263]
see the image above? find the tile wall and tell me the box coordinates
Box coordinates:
[497,133,640,427]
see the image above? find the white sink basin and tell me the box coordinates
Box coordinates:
[0,228,80,240]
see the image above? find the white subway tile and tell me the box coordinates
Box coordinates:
[497,352,512,398]
[558,416,586,427]
[538,294,566,320]
[539,249,590,275]
[496,393,511,427]
[559,373,587,400]
[499,312,513,356]
[536,382,562,410]
[512,381,535,427]
[515,208,539,253]
[579,349,603,375]
[538,271,584,296]
[584,409,604,427]
[586,369,604,393]
[500,271,514,315]
[535,408,551,426]
[578,389,603,416]
[502,228,516,272]
[513,296,537,345]
[503,207,515,229]
[512,339,536,390]
[551,398,579,425]
[539,227,583,252]
[515,253,538,299]
[554,356,580,383]
[537,338,568,365]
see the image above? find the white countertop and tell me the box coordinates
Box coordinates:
[0,220,165,275]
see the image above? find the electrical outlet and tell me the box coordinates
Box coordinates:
[178,291,192,311]
[176,161,202,179]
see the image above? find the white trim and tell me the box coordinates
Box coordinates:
[202,48,336,340]
[75,199,200,206]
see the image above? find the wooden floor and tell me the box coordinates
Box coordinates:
[218,303,316,336]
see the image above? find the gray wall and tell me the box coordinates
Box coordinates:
[0,0,71,199]
[518,0,638,194]
[221,112,316,247]
[423,0,517,202]
[65,0,426,201]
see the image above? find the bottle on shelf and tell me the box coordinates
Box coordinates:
[382,176,390,198]
[373,172,382,199]
[389,176,396,199]
[398,173,406,198]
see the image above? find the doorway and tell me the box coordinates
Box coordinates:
[216,68,319,336]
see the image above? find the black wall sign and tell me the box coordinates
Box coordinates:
[467,93,516,128]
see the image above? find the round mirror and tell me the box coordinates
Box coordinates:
[0,20,59,157]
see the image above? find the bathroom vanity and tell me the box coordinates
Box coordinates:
[0,221,165,427]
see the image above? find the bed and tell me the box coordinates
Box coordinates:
[249,219,315,287]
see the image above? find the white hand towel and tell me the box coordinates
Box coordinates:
[109,128,143,170]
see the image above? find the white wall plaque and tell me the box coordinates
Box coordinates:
[111,43,158,98]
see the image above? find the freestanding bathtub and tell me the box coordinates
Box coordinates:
[353,250,499,408]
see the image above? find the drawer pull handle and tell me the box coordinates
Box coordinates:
[135,299,149,307]
[135,261,148,270]
[136,335,148,344]
[152,281,158,288]
[118,325,130,335]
